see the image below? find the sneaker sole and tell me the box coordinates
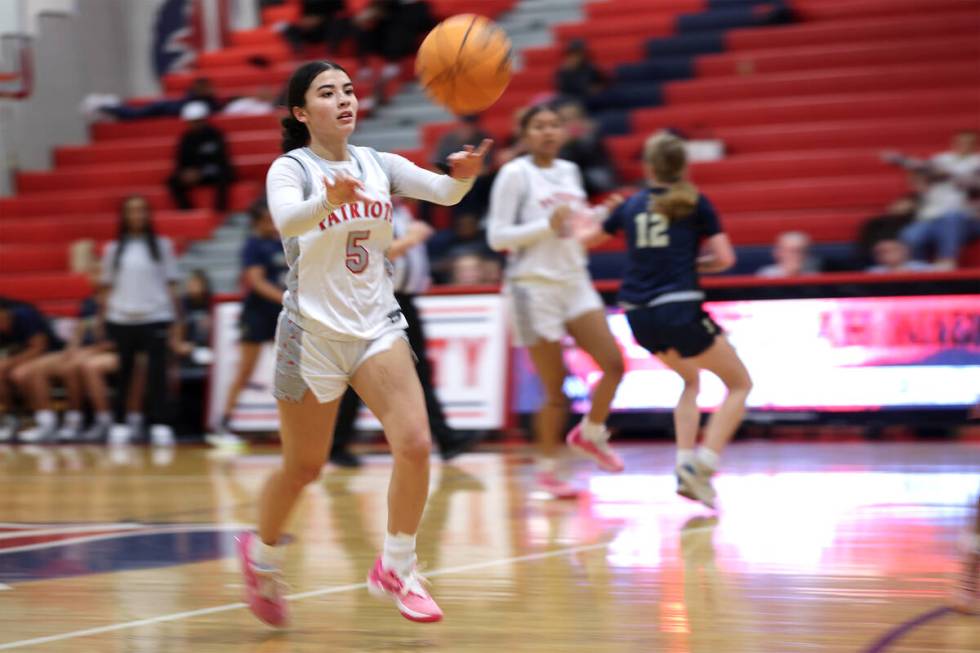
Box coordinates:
[676,467,717,509]
[565,432,625,473]
[366,577,443,623]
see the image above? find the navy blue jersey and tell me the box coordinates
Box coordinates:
[0,304,63,351]
[241,236,286,315]
[603,187,722,306]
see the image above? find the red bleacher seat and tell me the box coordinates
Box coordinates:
[0,184,258,218]
[0,273,93,304]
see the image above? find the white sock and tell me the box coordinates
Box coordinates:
[581,418,607,442]
[676,449,696,468]
[697,447,720,472]
[64,410,83,428]
[95,411,112,425]
[35,410,57,428]
[251,537,283,571]
[126,412,144,427]
[537,457,557,474]
[382,532,416,577]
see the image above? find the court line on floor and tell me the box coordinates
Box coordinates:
[862,606,954,653]
[0,539,615,651]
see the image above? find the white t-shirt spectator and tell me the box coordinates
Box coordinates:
[101,237,181,324]
[918,152,980,221]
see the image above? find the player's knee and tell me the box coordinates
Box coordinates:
[9,365,31,387]
[392,425,432,464]
[728,371,753,395]
[284,461,323,487]
[682,376,700,394]
[601,354,625,381]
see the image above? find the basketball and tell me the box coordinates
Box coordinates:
[415,14,513,115]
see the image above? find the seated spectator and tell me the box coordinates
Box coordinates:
[866,239,934,274]
[449,252,500,286]
[353,0,435,106]
[173,270,213,437]
[855,195,918,267]
[555,39,607,105]
[173,270,213,361]
[556,101,618,195]
[13,261,117,442]
[884,130,980,268]
[281,0,348,55]
[82,77,222,122]
[0,300,64,442]
[428,215,496,283]
[756,231,820,277]
[221,87,277,116]
[167,101,235,213]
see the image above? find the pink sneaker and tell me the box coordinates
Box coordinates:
[566,423,624,473]
[237,532,288,628]
[535,471,580,500]
[367,558,443,623]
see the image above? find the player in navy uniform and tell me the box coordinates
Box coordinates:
[576,131,752,509]
[213,199,287,444]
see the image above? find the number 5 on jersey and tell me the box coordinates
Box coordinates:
[635,212,669,248]
[346,230,370,274]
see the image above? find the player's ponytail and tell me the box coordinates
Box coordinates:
[281,60,350,152]
[643,132,699,221]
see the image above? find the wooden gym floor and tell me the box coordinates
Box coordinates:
[0,441,977,652]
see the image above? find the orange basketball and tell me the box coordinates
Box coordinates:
[415,14,513,115]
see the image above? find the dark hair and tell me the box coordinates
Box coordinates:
[248,197,269,224]
[643,132,699,221]
[186,269,213,304]
[113,195,161,273]
[518,102,561,134]
[281,60,350,152]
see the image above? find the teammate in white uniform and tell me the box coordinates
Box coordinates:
[237,61,489,627]
[487,104,626,499]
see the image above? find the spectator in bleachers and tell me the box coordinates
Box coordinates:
[167,101,235,213]
[0,300,64,442]
[428,216,496,284]
[281,0,348,55]
[81,78,222,122]
[353,0,435,106]
[756,231,820,277]
[555,39,607,106]
[213,199,285,444]
[556,101,618,196]
[855,195,918,268]
[100,195,183,446]
[866,239,934,274]
[221,87,278,116]
[884,130,980,269]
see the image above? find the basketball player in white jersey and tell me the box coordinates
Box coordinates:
[487,103,625,499]
[237,61,490,627]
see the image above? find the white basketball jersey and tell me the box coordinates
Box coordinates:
[506,156,588,282]
[276,145,407,341]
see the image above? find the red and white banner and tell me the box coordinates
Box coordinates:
[207,294,509,432]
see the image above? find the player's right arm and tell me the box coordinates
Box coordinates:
[695,195,735,273]
[486,163,557,251]
[266,157,342,238]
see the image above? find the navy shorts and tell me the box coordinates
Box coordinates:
[625,301,721,359]
[239,306,279,344]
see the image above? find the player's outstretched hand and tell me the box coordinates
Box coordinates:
[549,205,574,236]
[324,173,371,206]
[448,139,493,180]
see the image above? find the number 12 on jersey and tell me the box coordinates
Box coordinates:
[635,212,669,248]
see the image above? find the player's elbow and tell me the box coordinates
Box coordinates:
[715,250,736,272]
